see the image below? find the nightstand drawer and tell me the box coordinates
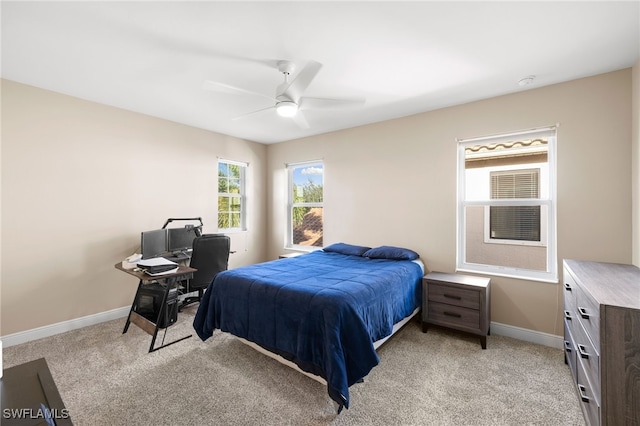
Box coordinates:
[427,301,480,332]
[428,282,480,310]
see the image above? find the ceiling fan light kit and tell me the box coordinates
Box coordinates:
[276,100,298,117]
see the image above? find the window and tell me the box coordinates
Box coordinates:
[217,160,246,231]
[287,161,323,248]
[457,127,557,282]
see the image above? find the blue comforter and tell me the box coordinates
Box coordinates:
[193,250,423,409]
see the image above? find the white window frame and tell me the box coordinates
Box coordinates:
[217,159,247,232]
[286,160,324,250]
[456,127,558,283]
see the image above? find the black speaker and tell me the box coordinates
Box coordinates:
[136,283,178,328]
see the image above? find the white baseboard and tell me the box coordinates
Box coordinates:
[1,308,563,350]
[490,321,564,349]
[1,306,131,348]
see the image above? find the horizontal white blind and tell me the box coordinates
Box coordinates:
[491,169,539,199]
[490,169,541,241]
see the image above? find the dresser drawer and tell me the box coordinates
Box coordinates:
[573,319,601,403]
[427,301,480,333]
[563,269,579,313]
[564,319,577,380]
[427,282,480,310]
[575,287,601,350]
[577,361,601,426]
[563,305,580,336]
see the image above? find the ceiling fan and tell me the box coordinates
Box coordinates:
[202,60,365,128]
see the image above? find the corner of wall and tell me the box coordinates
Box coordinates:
[633,59,640,267]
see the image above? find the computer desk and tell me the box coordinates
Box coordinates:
[116,262,196,352]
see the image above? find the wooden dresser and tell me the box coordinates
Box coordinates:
[563,259,640,426]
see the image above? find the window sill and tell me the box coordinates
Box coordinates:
[456,266,558,284]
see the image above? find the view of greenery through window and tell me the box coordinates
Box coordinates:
[290,164,323,247]
[218,162,243,230]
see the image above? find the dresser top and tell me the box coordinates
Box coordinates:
[564,259,640,310]
[425,271,490,288]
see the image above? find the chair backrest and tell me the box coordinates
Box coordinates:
[188,234,230,290]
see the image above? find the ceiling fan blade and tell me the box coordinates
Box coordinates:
[291,110,310,129]
[281,60,322,102]
[202,80,276,102]
[299,96,366,110]
[232,105,276,121]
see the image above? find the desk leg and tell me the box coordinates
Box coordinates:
[148,276,192,353]
[147,280,169,352]
[123,280,143,334]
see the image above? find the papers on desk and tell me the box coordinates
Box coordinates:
[121,253,143,270]
[136,257,179,276]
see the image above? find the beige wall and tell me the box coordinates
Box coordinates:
[0,80,267,335]
[1,68,634,339]
[267,69,632,336]
[633,58,640,267]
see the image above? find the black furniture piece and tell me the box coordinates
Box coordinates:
[1,358,73,425]
[136,282,179,328]
[179,234,230,310]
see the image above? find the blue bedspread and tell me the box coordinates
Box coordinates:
[193,250,423,408]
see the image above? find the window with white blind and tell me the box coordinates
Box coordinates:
[488,169,541,243]
[457,127,557,283]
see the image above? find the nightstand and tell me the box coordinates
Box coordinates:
[422,272,491,349]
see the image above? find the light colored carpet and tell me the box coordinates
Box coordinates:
[3,306,585,425]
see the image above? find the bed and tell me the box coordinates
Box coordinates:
[193,243,424,411]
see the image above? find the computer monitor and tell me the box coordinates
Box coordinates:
[141,229,168,259]
[167,227,197,253]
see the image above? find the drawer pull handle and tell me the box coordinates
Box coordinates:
[578,307,590,320]
[443,294,462,300]
[564,341,572,352]
[564,310,572,320]
[578,384,590,403]
[564,283,572,291]
[578,344,590,359]
[443,311,462,318]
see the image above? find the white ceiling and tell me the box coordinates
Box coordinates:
[2,1,639,144]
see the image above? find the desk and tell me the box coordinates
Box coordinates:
[116,262,196,352]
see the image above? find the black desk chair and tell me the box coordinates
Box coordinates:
[179,234,230,310]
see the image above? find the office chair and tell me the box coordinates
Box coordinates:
[179,234,230,311]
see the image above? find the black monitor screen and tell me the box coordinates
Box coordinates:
[167,227,197,253]
[141,229,168,259]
